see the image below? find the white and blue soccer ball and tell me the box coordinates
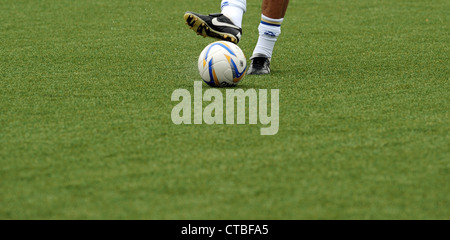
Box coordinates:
[198,41,247,87]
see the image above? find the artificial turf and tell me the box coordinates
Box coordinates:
[0,0,449,219]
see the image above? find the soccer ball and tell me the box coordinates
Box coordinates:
[198,41,247,87]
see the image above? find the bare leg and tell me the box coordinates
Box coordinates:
[262,0,290,19]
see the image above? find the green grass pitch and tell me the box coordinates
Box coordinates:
[0,0,449,219]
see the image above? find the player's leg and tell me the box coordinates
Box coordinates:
[247,0,289,75]
[184,0,246,44]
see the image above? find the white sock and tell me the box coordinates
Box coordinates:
[252,14,283,58]
[220,0,246,28]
